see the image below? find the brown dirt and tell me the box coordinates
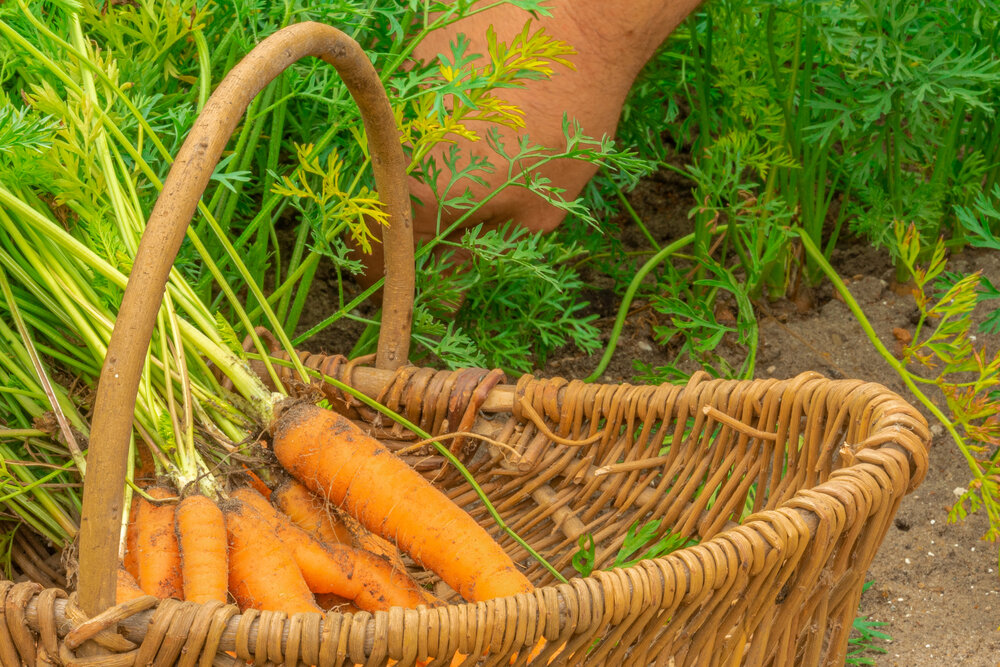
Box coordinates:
[536,174,1000,665]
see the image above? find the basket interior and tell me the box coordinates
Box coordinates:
[352,368,928,592]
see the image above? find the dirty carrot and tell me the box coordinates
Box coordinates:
[339,509,413,577]
[271,478,411,575]
[134,486,183,599]
[270,479,353,546]
[223,497,321,615]
[232,487,431,611]
[175,494,228,604]
[270,402,533,602]
[123,499,139,581]
[116,565,146,604]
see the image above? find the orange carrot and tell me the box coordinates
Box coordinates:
[222,498,321,615]
[270,479,353,546]
[123,498,140,581]
[242,465,273,500]
[116,565,146,604]
[134,486,183,599]
[175,494,228,604]
[270,482,440,607]
[270,478,413,576]
[232,487,430,612]
[339,509,413,576]
[270,402,533,602]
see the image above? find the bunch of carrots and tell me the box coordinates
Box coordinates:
[116,400,534,616]
[0,9,545,651]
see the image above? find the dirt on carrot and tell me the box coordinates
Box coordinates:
[133,486,183,599]
[116,565,146,605]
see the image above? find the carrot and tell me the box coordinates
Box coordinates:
[231,487,430,612]
[270,478,413,573]
[175,494,228,604]
[222,497,321,615]
[116,565,146,604]
[340,509,414,575]
[134,486,183,599]
[270,481,438,607]
[270,479,353,546]
[270,402,533,602]
[123,498,140,581]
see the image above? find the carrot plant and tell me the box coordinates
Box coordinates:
[554,0,1000,384]
[1,0,618,378]
[957,186,1000,325]
[669,0,1000,286]
[0,0,248,500]
[281,21,651,371]
[846,582,892,665]
[0,0,642,382]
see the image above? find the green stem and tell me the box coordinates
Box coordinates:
[822,179,851,260]
[928,98,965,238]
[284,255,321,336]
[277,209,314,325]
[585,233,700,383]
[796,229,985,484]
[178,319,277,426]
[0,441,78,541]
[571,249,659,271]
[204,92,263,233]
[193,28,212,113]
[981,111,1000,194]
[609,173,660,251]
[184,222,300,392]
[690,10,714,289]
[0,430,48,439]
[0,270,87,473]
[888,95,904,217]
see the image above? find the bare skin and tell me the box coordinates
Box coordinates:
[360,0,704,283]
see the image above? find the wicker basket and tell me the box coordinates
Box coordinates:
[3,22,930,666]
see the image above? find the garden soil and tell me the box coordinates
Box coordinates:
[300,167,1000,665]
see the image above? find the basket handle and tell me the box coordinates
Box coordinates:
[78,23,413,618]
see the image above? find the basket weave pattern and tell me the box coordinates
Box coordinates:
[7,366,928,665]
